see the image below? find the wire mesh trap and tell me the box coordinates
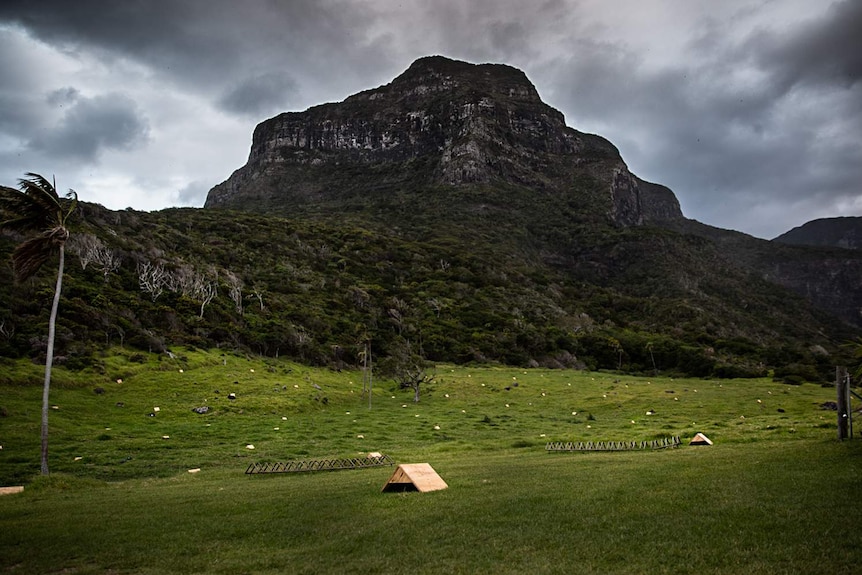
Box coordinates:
[245,453,395,474]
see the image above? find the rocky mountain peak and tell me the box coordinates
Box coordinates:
[205,56,683,227]
[371,55,544,107]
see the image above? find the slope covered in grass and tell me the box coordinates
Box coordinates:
[2,350,860,574]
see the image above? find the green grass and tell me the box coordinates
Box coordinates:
[1,348,861,574]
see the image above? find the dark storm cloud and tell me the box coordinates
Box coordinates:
[219,72,300,117]
[29,91,149,161]
[750,0,862,91]
[538,2,862,237]
[0,0,395,108]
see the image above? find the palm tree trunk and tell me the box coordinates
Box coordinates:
[41,245,65,475]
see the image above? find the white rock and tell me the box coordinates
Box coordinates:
[246,444,255,450]
[153,407,160,412]
[188,468,201,474]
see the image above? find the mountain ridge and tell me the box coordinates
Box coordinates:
[774,216,861,250]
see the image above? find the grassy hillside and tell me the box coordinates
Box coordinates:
[1,349,860,574]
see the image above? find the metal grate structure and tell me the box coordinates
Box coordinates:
[245,454,394,475]
[545,436,681,452]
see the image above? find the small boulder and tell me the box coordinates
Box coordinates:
[192,406,210,414]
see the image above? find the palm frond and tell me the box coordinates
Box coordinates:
[11,234,56,281]
[1,173,77,281]
[0,174,77,233]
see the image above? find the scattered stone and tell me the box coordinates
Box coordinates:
[665,390,675,394]
[115,402,124,408]
[246,444,255,450]
[777,408,785,413]
[153,406,160,412]
[821,401,838,411]
[0,486,24,496]
[228,393,236,400]
[192,406,210,414]
[188,468,201,474]
[93,387,105,395]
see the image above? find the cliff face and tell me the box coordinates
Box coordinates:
[205,56,683,227]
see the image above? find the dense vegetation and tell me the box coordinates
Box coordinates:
[0,197,856,382]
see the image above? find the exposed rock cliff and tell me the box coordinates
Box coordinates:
[205,56,683,227]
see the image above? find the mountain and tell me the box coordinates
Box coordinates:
[1,56,859,381]
[206,55,862,331]
[774,217,862,249]
[205,55,682,228]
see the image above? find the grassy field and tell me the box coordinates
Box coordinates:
[1,349,861,574]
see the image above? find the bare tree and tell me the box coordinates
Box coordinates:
[191,270,218,318]
[137,260,169,301]
[224,270,244,315]
[0,318,14,340]
[249,285,265,311]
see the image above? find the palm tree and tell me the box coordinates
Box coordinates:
[0,173,77,475]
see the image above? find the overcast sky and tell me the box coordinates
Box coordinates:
[1,1,859,239]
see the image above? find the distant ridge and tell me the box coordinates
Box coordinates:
[774,217,862,250]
